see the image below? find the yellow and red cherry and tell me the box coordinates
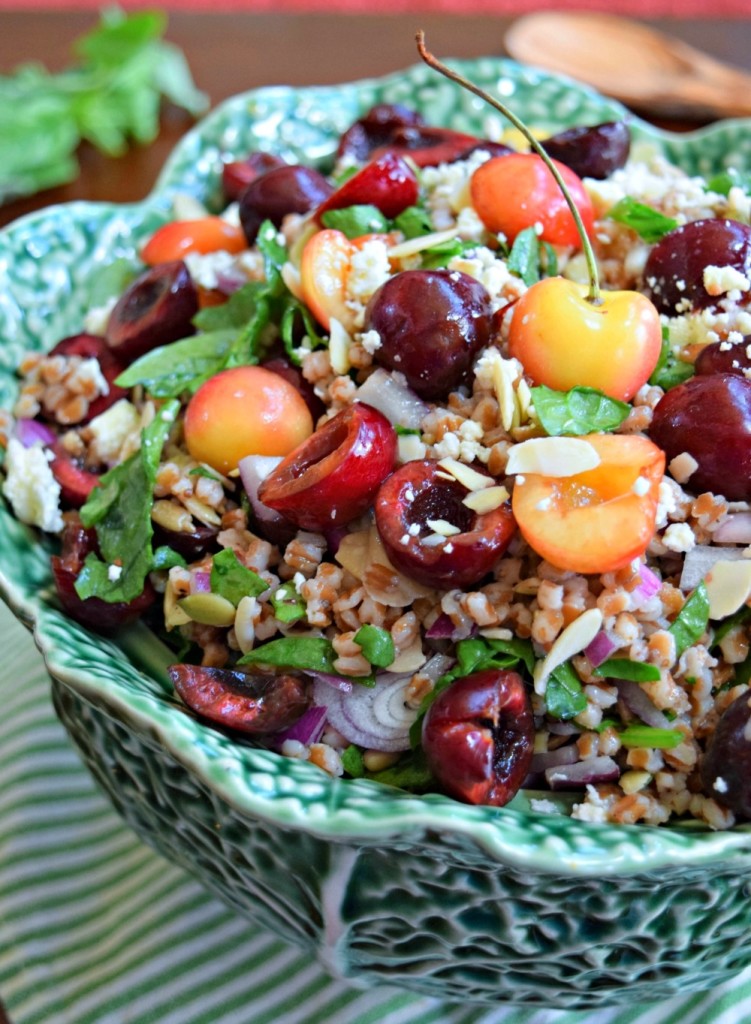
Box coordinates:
[258,402,397,530]
[508,277,663,402]
[141,218,247,266]
[511,433,665,575]
[375,459,516,589]
[184,365,314,474]
[315,152,419,222]
[471,153,595,248]
[300,228,390,332]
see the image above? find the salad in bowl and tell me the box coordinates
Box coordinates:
[2,51,751,1008]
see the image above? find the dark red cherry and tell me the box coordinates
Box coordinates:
[649,373,751,500]
[371,125,483,168]
[336,103,425,163]
[457,141,514,161]
[48,333,128,421]
[315,153,418,221]
[694,338,751,377]
[375,459,516,589]
[238,165,333,244]
[105,261,198,364]
[221,152,287,202]
[152,522,218,562]
[542,121,630,180]
[168,665,309,734]
[701,690,751,819]
[50,445,99,508]
[365,269,492,400]
[422,669,534,806]
[644,218,751,315]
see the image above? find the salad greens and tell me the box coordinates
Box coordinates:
[531,385,630,436]
[607,197,678,243]
[0,8,207,203]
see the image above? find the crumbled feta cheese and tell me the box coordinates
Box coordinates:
[346,239,391,302]
[631,475,650,497]
[2,438,63,533]
[184,249,238,291]
[713,777,729,794]
[292,572,306,594]
[703,264,751,297]
[87,400,142,465]
[662,522,696,553]
[108,564,123,582]
[668,451,699,484]
[359,329,382,354]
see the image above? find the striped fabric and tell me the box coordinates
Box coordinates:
[1,599,751,1024]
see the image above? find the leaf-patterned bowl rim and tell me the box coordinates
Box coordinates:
[3,57,751,876]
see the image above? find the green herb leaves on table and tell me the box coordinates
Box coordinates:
[0,8,208,203]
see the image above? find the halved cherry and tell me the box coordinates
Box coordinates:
[511,433,665,575]
[50,445,100,508]
[222,152,287,202]
[300,228,391,332]
[48,332,128,421]
[315,153,418,222]
[336,103,426,162]
[51,513,155,634]
[169,665,309,735]
[375,459,516,589]
[141,217,247,266]
[258,402,397,531]
[371,125,485,167]
[422,669,534,806]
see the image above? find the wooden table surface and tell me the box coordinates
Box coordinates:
[0,11,749,1024]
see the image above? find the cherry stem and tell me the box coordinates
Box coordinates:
[416,31,602,305]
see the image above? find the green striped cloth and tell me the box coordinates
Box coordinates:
[1,599,750,1024]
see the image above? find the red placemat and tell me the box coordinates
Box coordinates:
[1,0,750,15]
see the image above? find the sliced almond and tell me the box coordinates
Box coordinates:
[387,637,427,673]
[437,456,494,492]
[493,354,518,432]
[533,607,603,695]
[182,496,223,528]
[426,518,461,537]
[388,228,458,261]
[178,593,237,627]
[620,770,652,795]
[479,626,513,640]
[705,558,751,620]
[463,485,509,514]
[398,433,427,463]
[335,528,370,580]
[506,437,601,477]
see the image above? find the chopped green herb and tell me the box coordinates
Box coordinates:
[354,624,395,668]
[712,605,751,648]
[321,204,390,238]
[420,238,478,269]
[75,398,179,603]
[341,744,365,778]
[608,197,677,243]
[594,717,619,734]
[366,748,434,790]
[531,385,630,436]
[507,226,543,286]
[619,725,684,749]
[269,582,307,624]
[705,168,751,197]
[648,330,694,391]
[210,549,268,606]
[188,466,223,482]
[545,662,587,720]
[0,9,207,203]
[668,582,710,657]
[393,205,433,239]
[151,546,187,571]
[594,659,661,683]
[238,636,337,674]
[279,298,325,366]
[394,425,421,437]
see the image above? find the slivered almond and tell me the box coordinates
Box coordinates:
[426,518,461,537]
[462,485,509,514]
[328,317,352,375]
[705,558,751,620]
[183,496,222,527]
[479,627,513,640]
[388,228,458,260]
[533,607,603,695]
[506,437,601,477]
[437,457,494,492]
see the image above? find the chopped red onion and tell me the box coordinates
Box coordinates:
[215,265,249,295]
[312,672,416,751]
[614,677,670,729]
[713,512,751,545]
[531,744,580,773]
[584,630,618,668]
[680,544,746,591]
[306,671,354,694]
[13,418,56,449]
[270,705,327,750]
[547,720,581,736]
[238,454,285,528]
[425,613,477,641]
[355,368,429,430]
[545,755,620,790]
[191,571,211,593]
[631,564,661,605]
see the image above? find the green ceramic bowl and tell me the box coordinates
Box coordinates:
[3,59,751,1010]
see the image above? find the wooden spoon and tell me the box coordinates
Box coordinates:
[505,12,751,120]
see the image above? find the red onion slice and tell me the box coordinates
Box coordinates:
[13,418,56,448]
[631,564,661,605]
[614,677,670,729]
[584,630,618,668]
[355,368,429,430]
[306,671,354,694]
[547,720,581,736]
[238,454,287,527]
[545,755,620,790]
[425,613,477,641]
[312,672,416,751]
[271,705,327,749]
[191,570,211,593]
[713,512,751,545]
[531,744,580,773]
